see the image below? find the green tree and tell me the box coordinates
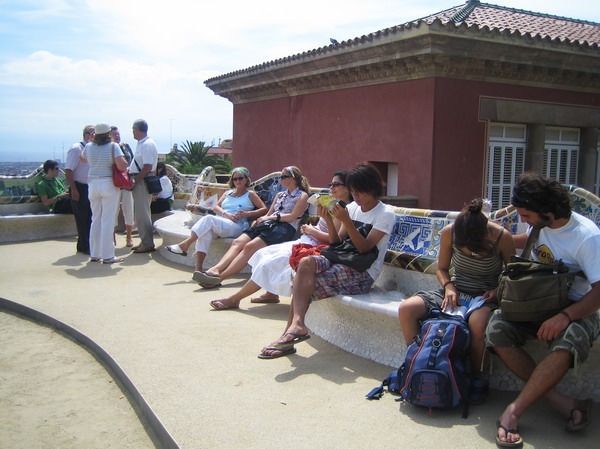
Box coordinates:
[165,140,230,174]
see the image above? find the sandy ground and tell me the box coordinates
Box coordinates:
[0,235,599,449]
[0,312,153,449]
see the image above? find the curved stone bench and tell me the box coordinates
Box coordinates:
[154,210,249,273]
[0,212,76,243]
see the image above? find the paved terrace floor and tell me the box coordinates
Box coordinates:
[0,235,598,449]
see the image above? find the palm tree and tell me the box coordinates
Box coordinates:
[165,140,230,174]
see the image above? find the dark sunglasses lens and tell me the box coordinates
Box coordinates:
[280,175,291,179]
[232,177,245,181]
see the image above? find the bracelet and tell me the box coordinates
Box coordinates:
[560,310,573,323]
[276,213,281,222]
[442,280,455,290]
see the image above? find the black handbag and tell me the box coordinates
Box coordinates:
[134,160,162,194]
[498,227,576,322]
[321,221,378,272]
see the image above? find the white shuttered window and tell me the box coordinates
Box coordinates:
[543,127,579,185]
[486,123,527,209]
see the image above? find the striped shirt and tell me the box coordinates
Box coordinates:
[451,231,504,295]
[83,142,123,180]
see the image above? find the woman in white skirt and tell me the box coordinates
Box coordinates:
[209,170,351,310]
[166,167,266,275]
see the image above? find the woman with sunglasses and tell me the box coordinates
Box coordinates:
[196,166,310,288]
[258,163,395,359]
[210,170,351,310]
[166,167,266,275]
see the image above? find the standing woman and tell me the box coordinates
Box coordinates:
[166,167,267,276]
[81,123,129,264]
[398,198,515,403]
[195,166,310,288]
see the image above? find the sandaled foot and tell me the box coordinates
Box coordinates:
[167,244,187,256]
[89,257,100,262]
[258,346,296,359]
[210,299,239,310]
[133,245,155,253]
[566,399,592,432]
[125,238,134,248]
[102,257,124,264]
[496,420,523,448]
[279,331,310,345]
[195,271,221,287]
[250,294,280,304]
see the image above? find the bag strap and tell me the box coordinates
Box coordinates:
[520,227,540,260]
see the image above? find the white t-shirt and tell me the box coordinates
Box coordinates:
[129,136,158,174]
[157,175,174,199]
[346,201,395,281]
[531,212,600,301]
[65,142,89,183]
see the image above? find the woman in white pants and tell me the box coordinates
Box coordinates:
[82,123,128,263]
[167,167,267,274]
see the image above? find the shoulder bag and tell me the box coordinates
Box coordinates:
[321,221,378,272]
[497,227,576,322]
[134,160,162,194]
[112,143,133,189]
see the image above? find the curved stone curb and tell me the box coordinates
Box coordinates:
[0,297,180,449]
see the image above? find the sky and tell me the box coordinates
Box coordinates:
[0,0,599,162]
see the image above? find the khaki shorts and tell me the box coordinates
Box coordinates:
[485,309,600,365]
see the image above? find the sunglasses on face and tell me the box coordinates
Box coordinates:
[329,182,344,188]
[280,174,292,179]
[232,176,245,182]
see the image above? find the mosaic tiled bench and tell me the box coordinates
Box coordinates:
[306,186,600,400]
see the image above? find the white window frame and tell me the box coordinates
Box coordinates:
[486,123,527,210]
[543,127,580,185]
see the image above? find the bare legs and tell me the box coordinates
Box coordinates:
[210,280,262,309]
[125,224,133,247]
[260,257,316,356]
[397,295,427,345]
[206,235,266,281]
[494,347,576,444]
[175,232,199,253]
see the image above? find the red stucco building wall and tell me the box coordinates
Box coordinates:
[232,77,599,210]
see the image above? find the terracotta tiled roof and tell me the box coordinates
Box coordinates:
[421,1,600,45]
[206,1,599,84]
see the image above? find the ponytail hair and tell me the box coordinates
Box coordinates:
[283,166,310,193]
[454,198,493,255]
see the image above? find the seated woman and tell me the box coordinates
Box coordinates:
[258,163,395,359]
[195,166,310,288]
[398,198,515,404]
[150,162,174,214]
[166,167,267,275]
[210,170,352,310]
[37,160,72,214]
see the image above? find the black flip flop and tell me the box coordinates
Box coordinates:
[257,346,297,359]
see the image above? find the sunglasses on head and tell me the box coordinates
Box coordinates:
[329,182,344,188]
[232,176,245,181]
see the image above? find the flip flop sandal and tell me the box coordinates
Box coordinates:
[167,244,187,256]
[283,332,310,345]
[566,399,592,432]
[495,421,523,448]
[195,271,222,287]
[133,246,156,253]
[257,346,297,359]
[210,300,239,310]
[102,257,124,264]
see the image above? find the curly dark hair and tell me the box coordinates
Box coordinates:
[511,172,571,220]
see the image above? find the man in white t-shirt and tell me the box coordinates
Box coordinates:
[128,119,158,253]
[64,125,94,254]
[487,173,600,448]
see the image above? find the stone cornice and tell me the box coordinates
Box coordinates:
[205,20,600,104]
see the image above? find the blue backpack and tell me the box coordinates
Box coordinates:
[367,309,471,417]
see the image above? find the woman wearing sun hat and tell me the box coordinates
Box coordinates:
[167,167,267,275]
[81,122,128,263]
